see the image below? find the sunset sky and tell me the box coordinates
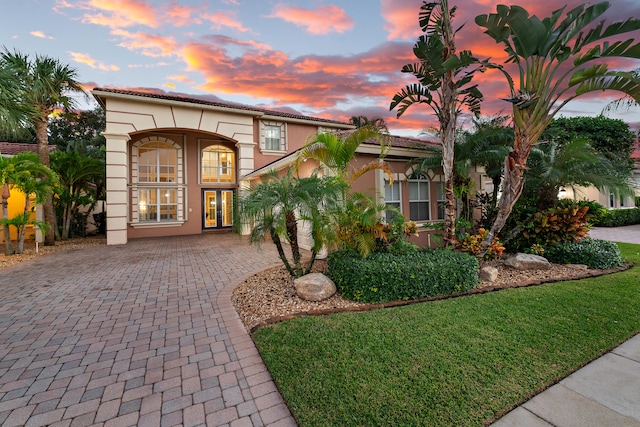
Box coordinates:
[3,0,640,136]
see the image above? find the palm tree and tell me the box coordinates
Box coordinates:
[0,66,31,134]
[296,124,392,185]
[475,2,640,254]
[390,0,497,247]
[524,138,632,211]
[348,116,387,129]
[235,169,346,277]
[51,150,105,240]
[0,49,85,245]
[0,152,56,254]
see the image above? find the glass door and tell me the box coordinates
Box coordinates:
[203,190,233,229]
[204,190,217,228]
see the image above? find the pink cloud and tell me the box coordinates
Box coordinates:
[269,4,354,35]
[83,0,160,29]
[164,2,201,27]
[203,10,252,33]
[30,30,55,40]
[381,0,421,41]
[68,51,120,71]
[112,29,178,57]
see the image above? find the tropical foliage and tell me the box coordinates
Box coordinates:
[474,2,640,255]
[391,0,498,246]
[235,169,346,277]
[50,150,105,240]
[0,48,85,245]
[0,152,56,254]
[297,124,392,185]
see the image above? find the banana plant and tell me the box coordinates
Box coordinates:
[475,2,640,255]
[390,0,499,247]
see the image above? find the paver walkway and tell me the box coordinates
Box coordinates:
[0,234,297,427]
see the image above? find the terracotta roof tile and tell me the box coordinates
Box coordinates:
[92,87,352,127]
[0,142,56,156]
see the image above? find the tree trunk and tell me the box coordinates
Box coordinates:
[1,190,13,255]
[35,118,56,245]
[285,210,302,277]
[480,128,530,256]
[440,2,458,247]
[441,77,458,247]
[270,228,295,277]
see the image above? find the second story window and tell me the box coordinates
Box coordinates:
[261,121,286,152]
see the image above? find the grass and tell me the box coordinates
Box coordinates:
[252,243,640,427]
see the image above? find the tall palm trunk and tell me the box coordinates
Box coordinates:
[440,1,458,247]
[481,127,531,254]
[1,184,13,255]
[35,118,56,245]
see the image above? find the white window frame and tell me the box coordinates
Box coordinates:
[384,180,402,222]
[408,178,430,222]
[436,182,445,220]
[131,137,185,226]
[260,121,286,153]
[200,143,236,184]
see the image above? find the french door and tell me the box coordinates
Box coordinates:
[203,190,234,229]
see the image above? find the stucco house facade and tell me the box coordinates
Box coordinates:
[93,88,468,247]
[0,142,52,244]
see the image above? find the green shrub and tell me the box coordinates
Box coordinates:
[593,208,640,227]
[545,238,623,269]
[327,249,479,304]
[576,200,607,224]
[505,200,595,253]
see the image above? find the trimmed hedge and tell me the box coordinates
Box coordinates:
[593,208,640,227]
[327,249,479,304]
[545,238,623,269]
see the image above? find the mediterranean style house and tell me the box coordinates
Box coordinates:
[92,88,470,247]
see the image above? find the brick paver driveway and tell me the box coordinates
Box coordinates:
[0,234,296,427]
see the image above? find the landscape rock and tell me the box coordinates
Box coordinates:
[479,266,499,282]
[504,253,551,270]
[294,273,337,302]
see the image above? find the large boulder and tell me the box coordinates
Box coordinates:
[294,273,337,302]
[504,253,551,270]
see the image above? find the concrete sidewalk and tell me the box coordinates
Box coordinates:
[491,224,640,426]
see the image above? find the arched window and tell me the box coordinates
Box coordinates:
[201,144,235,183]
[139,141,177,183]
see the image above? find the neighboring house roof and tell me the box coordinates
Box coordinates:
[0,142,57,156]
[92,87,354,128]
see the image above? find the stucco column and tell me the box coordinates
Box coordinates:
[236,140,256,178]
[104,132,131,245]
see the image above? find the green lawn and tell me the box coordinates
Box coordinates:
[253,243,640,427]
